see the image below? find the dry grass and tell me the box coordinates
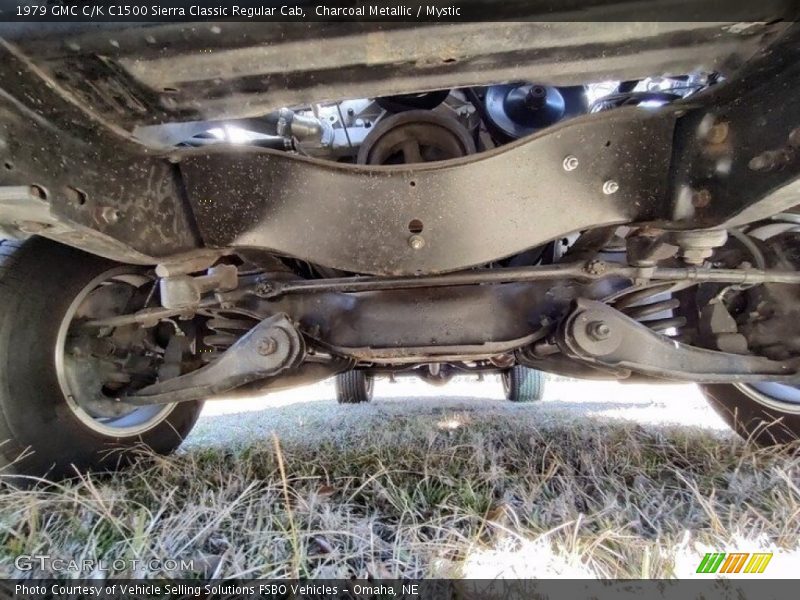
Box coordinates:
[0,402,798,579]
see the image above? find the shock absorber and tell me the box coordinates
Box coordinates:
[613,283,687,336]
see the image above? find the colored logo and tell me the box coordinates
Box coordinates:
[696,552,773,574]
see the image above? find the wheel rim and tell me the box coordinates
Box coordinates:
[735,383,800,415]
[366,376,375,399]
[55,267,176,437]
[731,223,800,415]
[501,371,511,397]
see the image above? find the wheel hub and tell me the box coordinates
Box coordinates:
[55,268,176,437]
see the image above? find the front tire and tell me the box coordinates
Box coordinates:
[502,366,545,402]
[335,371,374,404]
[700,383,800,446]
[0,238,203,478]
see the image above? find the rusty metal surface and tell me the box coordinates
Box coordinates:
[665,23,800,231]
[2,19,790,129]
[253,284,567,351]
[0,41,200,262]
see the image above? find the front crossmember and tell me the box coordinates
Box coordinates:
[2,26,800,273]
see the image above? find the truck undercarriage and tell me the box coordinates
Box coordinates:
[2,14,800,474]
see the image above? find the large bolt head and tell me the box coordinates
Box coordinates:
[562,155,579,171]
[602,180,619,195]
[585,259,607,276]
[257,337,278,356]
[705,121,729,144]
[254,281,274,297]
[587,320,611,341]
[571,310,623,357]
[408,235,425,250]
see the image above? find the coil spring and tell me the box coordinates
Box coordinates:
[202,313,259,355]
[614,283,687,336]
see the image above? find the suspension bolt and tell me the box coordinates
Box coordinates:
[562,155,579,171]
[748,149,794,172]
[692,189,712,208]
[585,259,607,275]
[96,206,121,225]
[408,235,425,250]
[587,321,611,341]
[748,153,770,171]
[705,121,729,145]
[257,337,278,356]
[602,180,619,195]
[254,281,274,297]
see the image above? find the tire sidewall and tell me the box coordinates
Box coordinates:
[0,239,201,476]
[701,383,800,446]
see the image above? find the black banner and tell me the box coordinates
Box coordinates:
[0,0,798,23]
[2,580,798,600]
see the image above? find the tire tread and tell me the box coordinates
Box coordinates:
[336,371,372,404]
[506,366,544,402]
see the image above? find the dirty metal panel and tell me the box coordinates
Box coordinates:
[0,42,200,261]
[5,19,790,129]
[180,109,675,275]
[253,283,567,350]
[670,25,800,229]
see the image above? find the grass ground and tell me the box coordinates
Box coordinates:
[0,378,798,579]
